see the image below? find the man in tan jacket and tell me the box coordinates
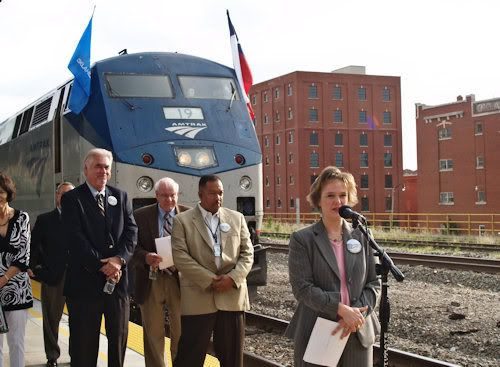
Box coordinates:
[171,175,254,367]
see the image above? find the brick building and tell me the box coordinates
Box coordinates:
[416,94,500,213]
[251,66,403,214]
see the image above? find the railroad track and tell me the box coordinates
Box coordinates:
[260,232,500,252]
[246,311,461,367]
[263,242,500,274]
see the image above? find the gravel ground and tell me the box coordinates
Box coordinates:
[247,252,500,367]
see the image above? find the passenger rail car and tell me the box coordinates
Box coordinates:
[0,52,266,286]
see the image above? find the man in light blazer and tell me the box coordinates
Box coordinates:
[171,175,254,367]
[131,177,189,367]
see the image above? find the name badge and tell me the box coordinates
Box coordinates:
[346,239,362,254]
[214,244,221,257]
[220,223,231,232]
[108,196,118,206]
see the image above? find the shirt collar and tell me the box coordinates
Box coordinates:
[86,182,106,198]
[197,203,219,220]
[158,205,176,219]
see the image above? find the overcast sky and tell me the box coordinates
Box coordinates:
[2,0,500,170]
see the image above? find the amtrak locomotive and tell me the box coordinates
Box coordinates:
[0,51,266,286]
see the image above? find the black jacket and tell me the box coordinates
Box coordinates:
[31,208,68,285]
[61,184,137,299]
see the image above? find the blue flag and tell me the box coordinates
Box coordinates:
[67,16,93,114]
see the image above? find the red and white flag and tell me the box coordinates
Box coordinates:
[227,10,255,121]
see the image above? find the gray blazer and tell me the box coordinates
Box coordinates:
[285,219,381,366]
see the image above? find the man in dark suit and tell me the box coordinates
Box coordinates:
[30,181,74,367]
[132,177,189,367]
[61,148,137,367]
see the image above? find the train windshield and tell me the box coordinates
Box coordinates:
[105,74,173,98]
[178,76,240,100]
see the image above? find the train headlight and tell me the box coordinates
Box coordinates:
[174,147,217,169]
[137,176,154,192]
[177,151,192,166]
[239,176,252,191]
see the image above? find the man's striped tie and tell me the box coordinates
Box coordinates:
[163,213,172,236]
[96,194,105,216]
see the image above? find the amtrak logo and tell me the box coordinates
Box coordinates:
[165,122,207,139]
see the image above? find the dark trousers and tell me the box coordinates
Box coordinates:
[173,311,245,367]
[67,294,129,367]
[41,277,66,362]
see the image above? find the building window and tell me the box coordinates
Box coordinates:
[276,154,281,164]
[335,132,343,146]
[288,153,294,163]
[265,156,269,165]
[263,136,269,147]
[333,109,342,123]
[439,159,453,171]
[288,107,293,119]
[384,152,393,167]
[438,127,452,140]
[277,199,282,208]
[333,85,342,100]
[274,88,280,99]
[266,198,270,208]
[439,192,454,205]
[265,176,270,186]
[360,174,368,189]
[476,155,484,168]
[360,152,369,167]
[289,175,295,185]
[309,108,318,122]
[287,84,293,96]
[476,190,486,204]
[383,111,391,124]
[383,87,391,101]
[290,198,295,208]
[358,86,367,101]
[309,84,318,99]
[288,131,294,143]
[335,152,343,167]
[310,131,319,145]
[475,122,483,135]
[359,110,367,123]
[311,174,318,184]
[276,176,281,185]
[360,133,368,147]
[275,134,280,145]
[263,92,268,102]
[361,197,369,211]
[252,94,257,105]
[310,152,319,168]
[264,114,269,124]
[275,111,280,122]
[385,174,393,188]
[385,196,392,211]
[384,134,392,147]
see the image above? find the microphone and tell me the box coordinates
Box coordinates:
[339,205,367,224]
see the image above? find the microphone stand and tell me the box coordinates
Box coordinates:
[351,217,404,367]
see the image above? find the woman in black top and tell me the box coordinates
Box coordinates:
[0,172,33,367]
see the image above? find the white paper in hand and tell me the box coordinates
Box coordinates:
[154,236,174,269]
[303,317,348,367]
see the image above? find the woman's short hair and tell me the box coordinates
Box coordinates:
[0,172,16,203]
[306,166,358,209]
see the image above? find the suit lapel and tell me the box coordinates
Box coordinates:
[149,205,160,239]
[218,208,231,252]
[342,220,358,281]
[313,221,341,279]
[192,206,214,250]
[104,187,116,232]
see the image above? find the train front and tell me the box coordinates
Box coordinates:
[65,52,264,281]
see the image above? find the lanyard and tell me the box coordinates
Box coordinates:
[204,216,221,256]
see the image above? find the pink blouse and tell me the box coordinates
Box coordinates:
[331,239,350,306]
